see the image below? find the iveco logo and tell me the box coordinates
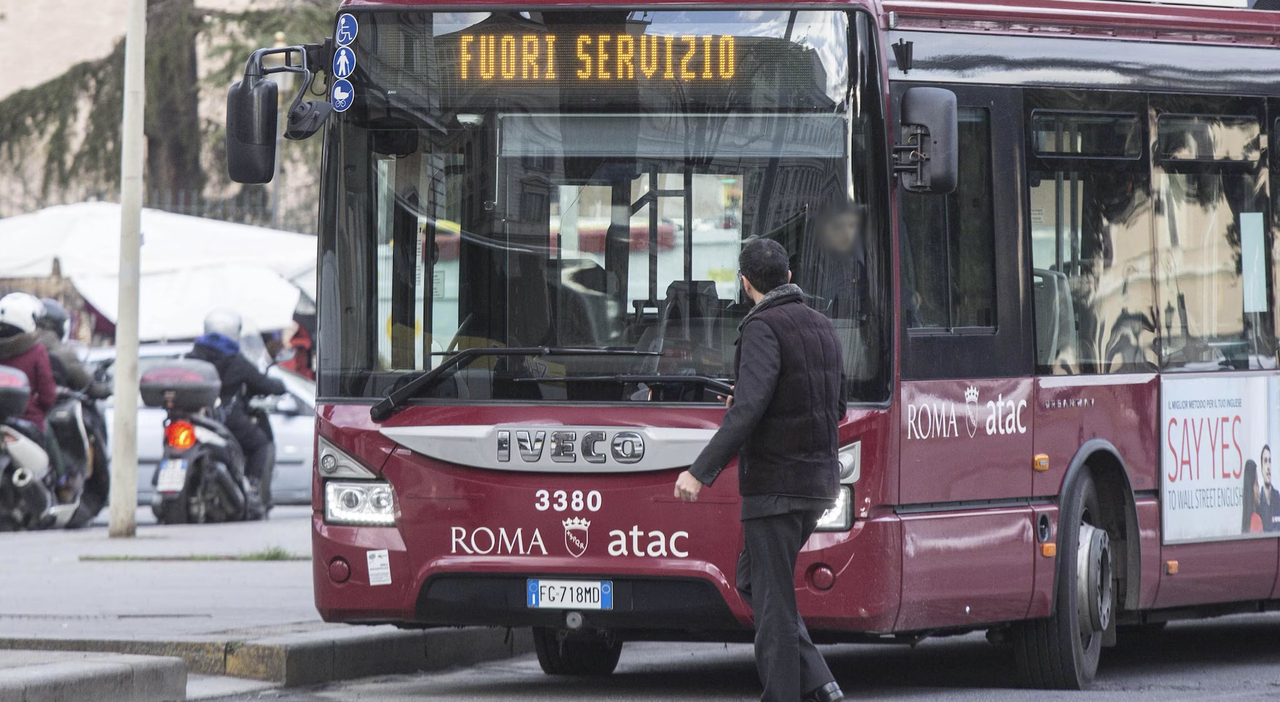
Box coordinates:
[497,429,645,465]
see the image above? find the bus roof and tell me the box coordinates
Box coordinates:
[881,0,1280,43]
[339,0,856,7]
[333,0,1280,44]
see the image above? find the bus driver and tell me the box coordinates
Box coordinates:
[799,201,869,321]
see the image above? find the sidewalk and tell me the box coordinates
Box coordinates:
[0,650,185,702]
[0,507,531,694]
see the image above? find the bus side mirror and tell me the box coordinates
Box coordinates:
[894,87,958,194]
[226,76,279,184]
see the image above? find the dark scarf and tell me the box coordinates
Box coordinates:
[0,331,39,361]
[740,283,804,330]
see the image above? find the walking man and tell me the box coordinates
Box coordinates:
[674,238,846,702]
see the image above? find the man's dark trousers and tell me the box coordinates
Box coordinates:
[738,508,833,702]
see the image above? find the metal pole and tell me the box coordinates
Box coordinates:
[270,31,287,230]
[109,0,146,538]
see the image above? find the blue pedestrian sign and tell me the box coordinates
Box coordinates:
[331,79,354,113]
[333,46,355,80]
[336,14,358,47]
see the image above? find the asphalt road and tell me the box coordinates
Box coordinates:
[214,613,1280,701]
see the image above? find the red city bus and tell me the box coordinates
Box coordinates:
[224,0,1280,689]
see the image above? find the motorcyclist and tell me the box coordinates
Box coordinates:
[34,299,110,399]
[35,298,111,525]
[186,309,285,515]
[0,293,58,432]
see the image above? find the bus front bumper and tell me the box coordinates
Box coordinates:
[312,512,902,636]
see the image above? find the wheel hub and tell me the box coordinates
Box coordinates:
[1076,522,1112,636]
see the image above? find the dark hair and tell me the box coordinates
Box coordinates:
[1244,460,1259,532]
[739,238,790,294]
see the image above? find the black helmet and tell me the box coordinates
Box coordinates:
[39,298,70,340]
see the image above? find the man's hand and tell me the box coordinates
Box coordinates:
[674,470,703,502]
[717,385,735,409]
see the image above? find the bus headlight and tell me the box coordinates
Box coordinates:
[815,486,853,532]
[325,481,397,526]
[838,441,861,483]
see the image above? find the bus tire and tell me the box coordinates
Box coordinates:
[532,627,622,676]
[1012,470,1111,690]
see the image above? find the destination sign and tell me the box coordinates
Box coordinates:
[455,33,737,83]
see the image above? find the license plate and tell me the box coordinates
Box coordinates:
[156,459,188,493]
[527,579,613,610]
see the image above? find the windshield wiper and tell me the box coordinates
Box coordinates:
[512,374,735,397]
[370,347,659,422]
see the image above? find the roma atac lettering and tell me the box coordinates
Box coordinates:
[906,386,1028,440]
[458,33,736,82]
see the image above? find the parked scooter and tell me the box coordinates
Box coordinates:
[141,359,271,524]
[47,385,111,528]
[0,366,50,529]
[0,366,103,530]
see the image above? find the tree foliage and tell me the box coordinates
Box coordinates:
[0,0,333,228]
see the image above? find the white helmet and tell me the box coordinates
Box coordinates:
[204,308,243,339]
[0,293,43,335]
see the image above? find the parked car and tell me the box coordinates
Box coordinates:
[89,344,315,505]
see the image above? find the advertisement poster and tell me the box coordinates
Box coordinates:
[1161,375,1280,544]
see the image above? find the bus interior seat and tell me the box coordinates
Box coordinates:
[633,281,726,373]
[664,281,722,332]
[1033,268,1077,369]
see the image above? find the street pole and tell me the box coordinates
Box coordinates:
[270,31,287,230]
[109,0,147,538]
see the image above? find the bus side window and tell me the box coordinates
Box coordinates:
[900,107,997,331]
[1027,95,1158,375]
[1153,97,1273,371]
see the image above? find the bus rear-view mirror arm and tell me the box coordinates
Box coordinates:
[227,41,332,185]
[893,87,959,195]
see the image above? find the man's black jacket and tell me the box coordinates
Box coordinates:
[689,284,845,499]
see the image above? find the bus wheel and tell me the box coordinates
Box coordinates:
[532,627,622,676]
[1012,471,1111,690]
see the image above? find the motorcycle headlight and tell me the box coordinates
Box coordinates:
[814,486,853,532]
[324,481,397,526]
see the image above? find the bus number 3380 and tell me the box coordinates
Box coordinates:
[535,489,603,513]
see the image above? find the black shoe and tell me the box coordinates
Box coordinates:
[803,681,844,702]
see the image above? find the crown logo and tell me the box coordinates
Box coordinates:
[964,386,979,403]
[562,517,591,558]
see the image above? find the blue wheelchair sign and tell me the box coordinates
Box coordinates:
[336,14,358,47]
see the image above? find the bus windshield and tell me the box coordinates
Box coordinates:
[318,9,890,404]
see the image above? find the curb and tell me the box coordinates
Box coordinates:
[0,626,533,688]
[0,651,186,702]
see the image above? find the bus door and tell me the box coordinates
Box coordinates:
[894,83,1038,629]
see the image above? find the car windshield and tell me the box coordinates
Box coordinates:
[318,9,890,404]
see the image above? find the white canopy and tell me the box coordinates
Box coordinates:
[73,266,304,341]
[0,203,316,340]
